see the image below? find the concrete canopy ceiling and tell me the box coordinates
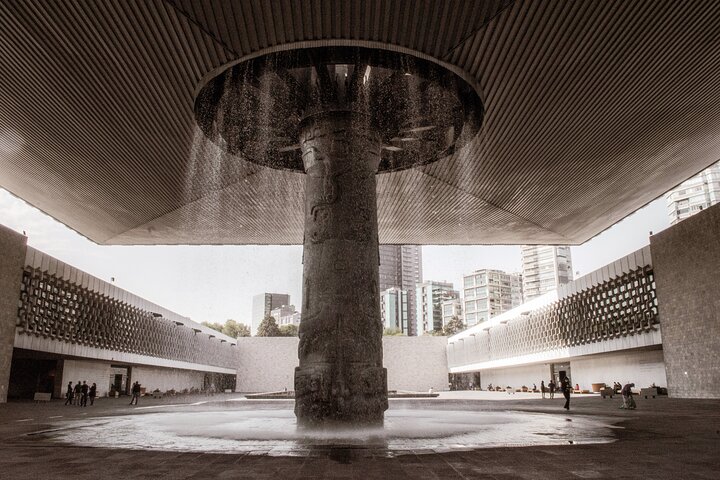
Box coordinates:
[1,0,719,246]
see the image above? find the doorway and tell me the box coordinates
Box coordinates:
[110,365,130,395]
[550,362,572,386]
[8,356,58,399]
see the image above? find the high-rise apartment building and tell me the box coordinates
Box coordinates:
[379,245,422,335]
[665,161,720,225]
[462,269,523,327]
[416,281,458,335]
[251,292,290,336]
[521,246,573,301]
[270,304,301,327]
[441,297,463,330]
[380,287,408,334]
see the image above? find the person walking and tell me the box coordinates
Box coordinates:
[541,380,546,399]
[80,381,89,407]
[129,381,141,405]
[73,381,82,405]
[89,383,97,406]
[64,382,74,406]
[561,376,572,411]
[548,379,556,399]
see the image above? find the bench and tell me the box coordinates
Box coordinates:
[600,387,614,399]
[152,391,163,399]
[640,387,658,399]
[33,392,52,402]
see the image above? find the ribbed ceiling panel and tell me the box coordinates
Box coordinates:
[167,0,512,59]
[1,0,719,245]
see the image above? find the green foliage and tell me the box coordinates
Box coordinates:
[279,324,299,337]
[201,321,224,333]
[443,315,466,336]
[223,319,250,338]
[202,320,250,338]
[383,327,404,336]
[256,315,281,337]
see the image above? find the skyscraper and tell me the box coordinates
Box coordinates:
[462,269,523,327]
[380,287,408,334]
[251,292,290,336]
[521,246,573,301]
[416,281,458,335]
[665,160,720,225]
[378,245,422,335]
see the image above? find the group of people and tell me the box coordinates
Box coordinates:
[64,380,143,406]
[64,380,97,407]
[483,378,640,412]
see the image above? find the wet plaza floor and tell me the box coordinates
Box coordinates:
[0,393,718,479]
[36,407,616,455]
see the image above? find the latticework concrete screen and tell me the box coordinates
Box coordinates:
[449,247,658,367]
[15,248,236,369]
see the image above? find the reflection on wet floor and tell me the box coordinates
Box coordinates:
[38,407,617,456]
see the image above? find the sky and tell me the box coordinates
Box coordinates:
[0,187,670,326]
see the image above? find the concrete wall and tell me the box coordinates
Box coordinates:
[131,365,205,394]
[236,337,298,393]
[479,364,548,390]
[570,349,667,391]
[383,336,448,392]
[651,202,720,398]
[0,225,26,402]
[61,359,113,398]
[60,359,206,398]
[477,349,667,391]
[235,336,450,393]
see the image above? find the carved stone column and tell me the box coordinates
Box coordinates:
[294,111,388,427]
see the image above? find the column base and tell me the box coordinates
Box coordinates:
[294,364,387,428]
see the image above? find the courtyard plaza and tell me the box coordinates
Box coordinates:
[1,2,720,477]
[0,392,717,479]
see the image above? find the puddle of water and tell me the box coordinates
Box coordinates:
[40,408,617,456]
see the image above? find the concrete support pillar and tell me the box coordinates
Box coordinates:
[651,202,720,398]
[0,225,27,403]
[294,112,388,427]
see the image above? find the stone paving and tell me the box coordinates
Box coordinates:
[0,392,718,479]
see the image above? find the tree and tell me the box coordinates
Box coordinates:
[279,324,298,337]
[201,321,224,333]
[443,316,466,336]
[202,320,250,338]
[383,327,404,336]
[223,319,250,338]
[256,315,281,337]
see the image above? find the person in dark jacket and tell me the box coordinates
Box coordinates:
[64,382,73,406]
[129,381,141,405]
[541,380,546,399]
[560,377,572,410]
[80,381,89,407]
[73,381,82,405]
[548,380,556,399]
[89,383,97,406]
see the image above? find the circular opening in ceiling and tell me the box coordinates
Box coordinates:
[194,46,484,173]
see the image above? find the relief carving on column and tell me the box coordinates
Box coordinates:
[296,112,386,426]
